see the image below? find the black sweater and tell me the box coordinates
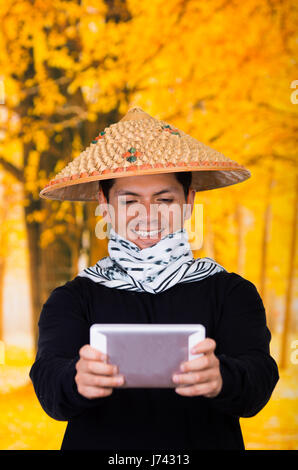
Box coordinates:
[29,271,279,450]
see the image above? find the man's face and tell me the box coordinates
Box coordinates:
[97,173,196,250]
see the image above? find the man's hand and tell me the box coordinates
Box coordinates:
[75,345,125,399]
[172,338,223,398]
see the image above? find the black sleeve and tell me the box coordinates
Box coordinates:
[29,281,110,421]
[209,276,279,418]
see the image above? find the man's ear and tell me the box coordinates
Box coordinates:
[97,186,105,205]
[97,186,112,223]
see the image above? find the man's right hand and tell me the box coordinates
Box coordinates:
[75,345,125,399]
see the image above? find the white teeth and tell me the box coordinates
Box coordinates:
[133,229,162,237]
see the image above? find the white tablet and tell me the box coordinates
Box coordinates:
[90,323,205,388]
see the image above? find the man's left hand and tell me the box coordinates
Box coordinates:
[173,338,223,398]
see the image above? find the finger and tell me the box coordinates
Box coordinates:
[180,352,218,372]
[190,338,216,355]
[77,384,113,399]
[175,380,218,397]
[172,368,218,385]
[79,344,108,362]
[77,359,119,376]
[77,372,125,388]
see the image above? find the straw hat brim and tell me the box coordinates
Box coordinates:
[39,165,251,201]
[39,107,251,201]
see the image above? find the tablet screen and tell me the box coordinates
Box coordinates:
[90,324,205,388]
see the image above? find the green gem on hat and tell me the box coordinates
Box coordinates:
[127,155,137,163]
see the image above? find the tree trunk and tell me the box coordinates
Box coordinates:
[23,198,43,350]
[87,202,109,265]
[259,162,275,303]
[235,203,246,276]
[0,255,6,341]
[202,211,215,259]
[280,173,298,369]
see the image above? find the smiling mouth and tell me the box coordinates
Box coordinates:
[131,228,164,238]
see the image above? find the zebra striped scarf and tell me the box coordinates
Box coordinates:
[77,227,227,294]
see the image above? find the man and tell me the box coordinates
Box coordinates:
[30,107,279,450]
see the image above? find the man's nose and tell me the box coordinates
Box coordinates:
[143,200,158,216]
[135,200,161,225]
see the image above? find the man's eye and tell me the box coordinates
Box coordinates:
[121,198,174,205]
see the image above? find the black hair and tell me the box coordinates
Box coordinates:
[98,172,192,202]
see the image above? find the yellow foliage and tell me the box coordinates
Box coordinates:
[54,159,67,174]
[40,228,55,248]
[26,209,47,224]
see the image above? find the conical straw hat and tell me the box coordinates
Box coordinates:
[39,106,251,201]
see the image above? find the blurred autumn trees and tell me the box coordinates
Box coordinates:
[0,0,297,357]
